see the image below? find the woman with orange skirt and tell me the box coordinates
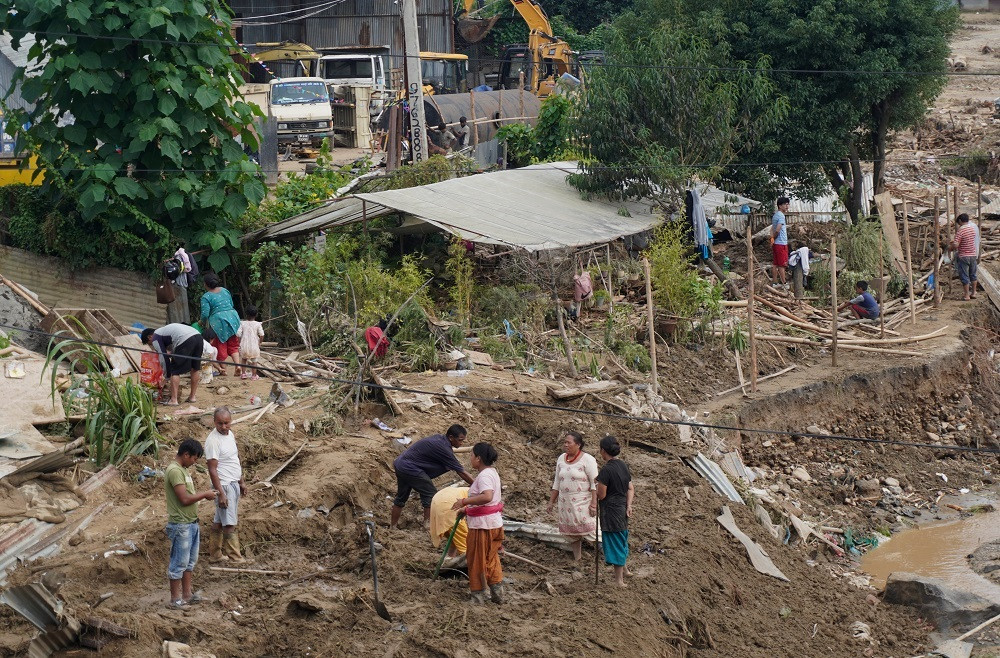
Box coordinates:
[452,442,504,604]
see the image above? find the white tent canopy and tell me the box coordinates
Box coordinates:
[246,162,664,251]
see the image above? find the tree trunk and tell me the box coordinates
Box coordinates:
[847,140,865,223]
[550,276,577,378]
[871,100,891,196]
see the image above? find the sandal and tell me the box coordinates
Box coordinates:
[251,373,260,381]
[185,591,203,605]
[168,599,188,610]
[240,372,251,380]
[161,401,179,407]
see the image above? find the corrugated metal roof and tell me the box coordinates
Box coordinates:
[231,0,453,65]
[685,452,745,504]
[0,246,166,329]
[1,583,81,657]
[248,162,662,251]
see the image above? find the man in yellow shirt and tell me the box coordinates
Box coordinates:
[164,439,217,609]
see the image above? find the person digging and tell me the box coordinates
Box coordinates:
[205,407,249,564]
[390,424,474,530]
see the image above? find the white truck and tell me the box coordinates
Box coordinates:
[269,77,334,149]
[317,51,388,116]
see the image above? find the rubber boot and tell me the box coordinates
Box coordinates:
[208,528,228,564]
[489,582,504,604]
[223,531,247,564]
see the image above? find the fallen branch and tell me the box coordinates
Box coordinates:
[716,365,797,397]
[501,550,553,572]
[263,439,308,483]
[209,567,291,575]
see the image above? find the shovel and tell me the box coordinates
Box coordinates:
[433,516,463,579]
[363,521,391,621]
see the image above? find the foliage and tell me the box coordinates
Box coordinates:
[496,94,574,168]
[0,184,160,271]
[842,219,887,273]
[473,284,548,333]
[365,155,478,192]
[392,302,439,371]
[603,306,650,371]
[479,334,527,364]
[1,0,266,272]
[705,0,960,219]
[549,15,615,52]
[645,221,722,319]
[942,149,991,183]
[44,323,160,466]
[241,155,353,233]
[249,239,429,353]
[727,323,748,353]
[446,238,474,326]
[569,20,784,204]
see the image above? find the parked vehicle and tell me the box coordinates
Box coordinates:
[269,77,333,148]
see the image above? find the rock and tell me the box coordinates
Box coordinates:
[162,641,217,658]
[856,479,881,496]
[884,477,900,488]
[215,386,229,395]
[888,486,903,496]
[658,402,682,422]
[883,572,1000,630]
[806,424,830,436]
[791,467,812,483]
[927,432,941,443]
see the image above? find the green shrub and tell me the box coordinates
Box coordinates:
[474,284,548,333]
[942,149,990,182]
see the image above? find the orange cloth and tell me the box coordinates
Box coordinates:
[466,527,504,592]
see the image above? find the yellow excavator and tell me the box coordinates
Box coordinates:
[457,0,576,98]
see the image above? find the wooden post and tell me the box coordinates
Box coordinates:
[746,229,758,392]
[944,184,952,247]
[642,257,659,395]
[902,199,916,325]
[469,90,478,147]
[978,175,983,260]
[933,195,941,308]
[878,231,886,338]
[606,243,614,312]
[830,234,838,367]
[518,71,525,118]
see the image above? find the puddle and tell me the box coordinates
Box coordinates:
[861,511,1000,603]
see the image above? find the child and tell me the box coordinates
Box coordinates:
[200,338,218,384]
[838,280,880,320]
[452,442,504,605]
[237,306,264,380]
[164,439,216,609]
[205,407,248,564]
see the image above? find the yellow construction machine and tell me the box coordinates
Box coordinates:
[457,0,576,98]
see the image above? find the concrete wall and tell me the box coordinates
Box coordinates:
[0,246,167,330]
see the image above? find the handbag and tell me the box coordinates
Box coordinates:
[156,280,176,304]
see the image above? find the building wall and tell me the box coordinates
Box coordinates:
[0,246,167,329]
[231,0,454,68]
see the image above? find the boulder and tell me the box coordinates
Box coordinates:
[884,477,900,488]
[883,572,1000,630]
[791,467,812,483]
[856,479,881,496]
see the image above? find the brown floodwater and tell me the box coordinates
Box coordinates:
[861,511,1000,603]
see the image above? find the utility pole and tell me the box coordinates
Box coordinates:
[401,0,428,163]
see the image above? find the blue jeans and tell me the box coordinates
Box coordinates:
[956,256,978,286]
[166,522,200,580]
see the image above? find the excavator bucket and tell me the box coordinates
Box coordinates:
[457,16,500,43]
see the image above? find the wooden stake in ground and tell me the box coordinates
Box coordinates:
[746,229,758,392]
[831,234,838,367]
[878,228,886,339]
[902,199,916,325]
[979,175,984,261]
[642,257,659,395]
[933,195,941,308]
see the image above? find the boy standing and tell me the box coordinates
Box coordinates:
[205,407,248,563]
[770,197,790,288]
[165,439,216,609]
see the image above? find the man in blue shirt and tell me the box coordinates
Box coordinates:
[770,196,790,289]
[838,280,880,319]
[390,424,474,529]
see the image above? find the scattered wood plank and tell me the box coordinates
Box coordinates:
[716,365,796,397]
[546,380,623,400]
[263,440,307,483]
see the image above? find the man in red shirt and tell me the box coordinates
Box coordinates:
[950,213,979,301]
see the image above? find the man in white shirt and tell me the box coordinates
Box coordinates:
[205,407,247,563]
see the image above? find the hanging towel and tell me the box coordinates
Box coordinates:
[690,188,712,259]
[173,248,191,288]
[788,246,811,275]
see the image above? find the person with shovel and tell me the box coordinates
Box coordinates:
[390,425,474,530]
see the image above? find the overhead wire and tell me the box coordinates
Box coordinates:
[8,322,1000,457]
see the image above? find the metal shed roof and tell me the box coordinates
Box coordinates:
[247,162,663,251]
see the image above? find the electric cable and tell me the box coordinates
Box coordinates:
[7,322,999,457]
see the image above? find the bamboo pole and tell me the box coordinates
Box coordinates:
[831,234,838,366]
[746,229,758,392]
[979,175,984,261]
[469,90,478,147]
[711,333,924,356]
[642,257,658,395]
[518,71,525,118]
[716,365,796,397]
[902,199,916,325]
[879,227,886,338]
[933,195,941,308]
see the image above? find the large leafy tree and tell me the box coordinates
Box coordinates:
[723,0,958,221]
[570,20,785,207]
[1,0,266,271]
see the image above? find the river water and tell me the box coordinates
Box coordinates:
[861,511,1000,603]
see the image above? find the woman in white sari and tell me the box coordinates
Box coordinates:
[547,431,598,561]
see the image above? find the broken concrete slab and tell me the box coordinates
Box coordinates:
[162,641,217,658]
[883,572,1000,630]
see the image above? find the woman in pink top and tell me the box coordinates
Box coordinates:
[452,442,504,605]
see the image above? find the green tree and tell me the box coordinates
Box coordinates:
[1,0,266,271]
[569,21,784,206]
[715,0,958,220]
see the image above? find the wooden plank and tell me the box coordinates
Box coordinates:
[978,264,1000,313]
[875,192,907,275]
[717,505,789,581]
[546,380,623,400]
[115,335,147,373]
[463,349,494,367]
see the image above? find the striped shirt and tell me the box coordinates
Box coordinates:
[952,224,978,258]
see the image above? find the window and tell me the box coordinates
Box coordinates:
[271,81,330,105]
[322,58,374,80]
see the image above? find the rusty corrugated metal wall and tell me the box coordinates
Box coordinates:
[230,0,454,68]
[0,246,166,329]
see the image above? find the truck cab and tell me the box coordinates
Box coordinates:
[419,52,469,95]
[317,51,388,115]
[269,77,334,148]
